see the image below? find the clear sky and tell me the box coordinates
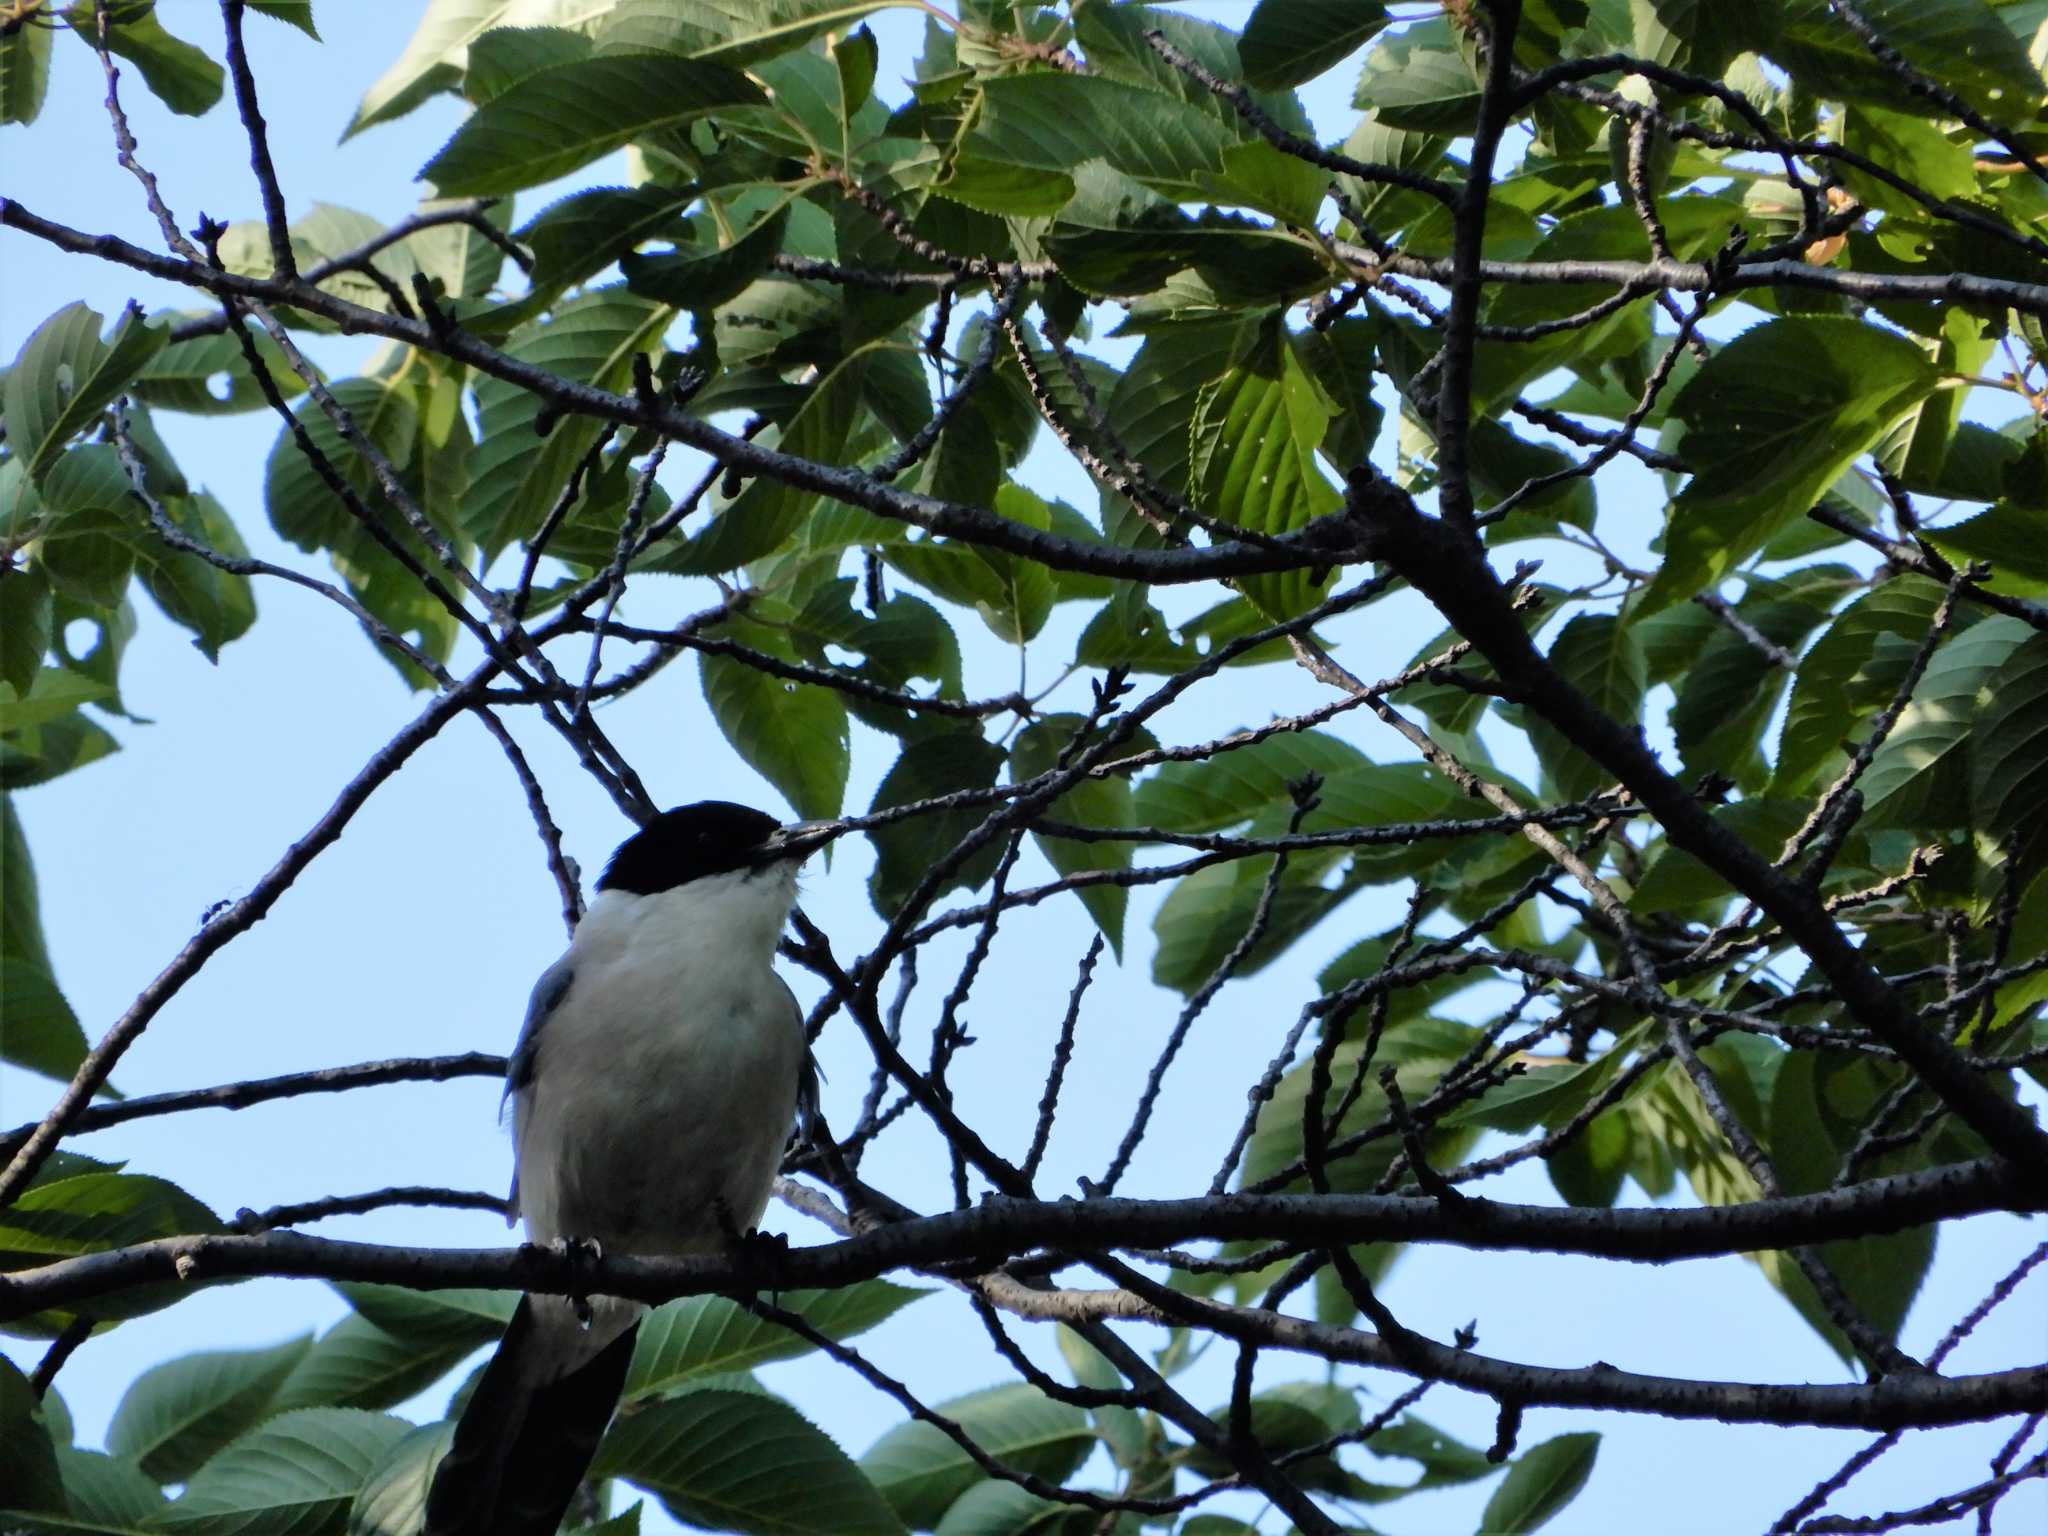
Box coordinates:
[2,4,2041,1532]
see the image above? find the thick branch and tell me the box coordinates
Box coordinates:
[3,1157,2033,1325]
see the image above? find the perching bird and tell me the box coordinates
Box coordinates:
[424,801,820,1536]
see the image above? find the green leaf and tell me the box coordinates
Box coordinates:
[4,304,169,483]
[1353,18,1479,131]
[1480,1432,1600,1533]
[1,566,52,703]
[1926,502,2048,600]
[54,1443,169,1529]
[968,75,1234,203]
[625,1283,927,1401]
[668,349,870,575]
[833,23,877,123]
[4,806,95,1076]
[151,1408,412,1534]
[271,1314,484,1413]
[1526,615,1646,801]
[133,322,306,416]
[467,289,673,562]
[0,1354,65,1516]
[420,54,766,195]
[465,25,591,104]
[249,2,319,39]
[0,1171,224,1335]
[860,1385,1092,1530]
[1766,1049,1936,1358]
[1239,0,1389,90]
[345,1420,452,1536]
[1187,318,1344,619]
[1239,1018,1480,1199]
[518,184,694,291]
[70,1,224,116]
[108,1336,313,1482]
[1669,570,1855,790]
[1010,714,1139,955]
[130,492,259,662]
[1774,575,1956,794]
[864,732,1006,917]
[332,1281,518,1345]
[350,0,591,134]
[1645,319,1940,611]
[622,205,792,313]
[1861,616,2037,828]
[594,1387,905,1536]
[702,631,851,822]
[0,13,53,125]
[0,708,122,792]
[263,376,418,556]
[0,670,114,747]
[1185,1382,1366,1495]
[1135,729,1367,833]
[932,1481,1097,1535]
[1971,632,2048,856]
[595,0,883,69]
[1769,0,2044,118]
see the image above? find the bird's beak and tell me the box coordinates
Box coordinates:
[762,820,835,863]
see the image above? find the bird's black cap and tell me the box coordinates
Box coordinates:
[597,801,787,895]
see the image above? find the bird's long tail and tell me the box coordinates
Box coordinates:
[424,1296,639,1536]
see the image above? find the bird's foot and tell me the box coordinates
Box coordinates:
[521,1235,605,1326]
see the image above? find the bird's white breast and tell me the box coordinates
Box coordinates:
[510,864,805,1255]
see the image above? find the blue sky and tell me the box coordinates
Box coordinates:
[2,4,2042,1531]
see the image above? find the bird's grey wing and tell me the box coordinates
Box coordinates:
[503,957,575,1212]
[776,975,823,1144]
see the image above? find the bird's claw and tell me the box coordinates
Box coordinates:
[521,1235,604,1327]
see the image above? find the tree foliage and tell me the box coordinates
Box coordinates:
[3,0,2048,1532]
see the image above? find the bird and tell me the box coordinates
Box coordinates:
[424,800,822,1536]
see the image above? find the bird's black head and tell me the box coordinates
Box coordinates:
[597,801,786,896]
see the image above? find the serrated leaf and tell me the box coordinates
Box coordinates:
[595,0,883,69]
[518,184,695,291]
[594,1387,905,1536]
[0,15,53,125]
[1240,0,1389,90]
[1526,615,1646,801]
[133,322,306,417]
[1861,616,2037,827]
[1774,575,1956,793]
[1646,318,1940,611]
[1353,17,1478,130]
[1926,502,2048,600]
[623,205,792,313]
[1971,632,2048,856]
[0,1354,65,1515]
[860,1385,1092,1529]
[4,304,169,483]
[345,1420,452,1536]
[1010,714,1139,955]
[467,289,673,563]
[1481,1432,1600,1533]
[1186,318,1343,619]
[864,732,1006,917]
[108,1336,312,1482]
[151,1408,412,1534]
[270,1314,483,1413]
[967,75,1231,204]
[625,1282,927,1401]
[421,54,766,196]
[53,1443,169,1529]
[665,349,869,575]
[702,629,850,822]
[72,1,224,116]
[0,1171,223,1335]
